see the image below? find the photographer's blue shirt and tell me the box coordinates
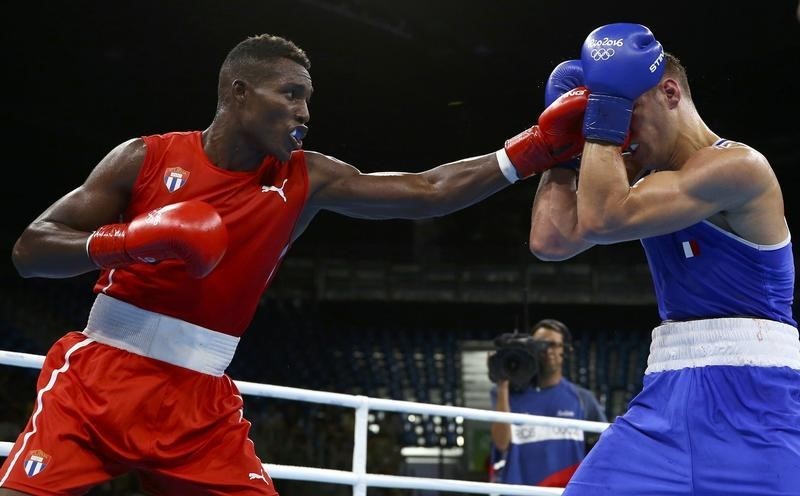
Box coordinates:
[490,379,605,487]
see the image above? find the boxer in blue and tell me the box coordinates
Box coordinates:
[530,23,800,495]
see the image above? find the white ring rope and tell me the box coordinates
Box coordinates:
[0,349,609,495]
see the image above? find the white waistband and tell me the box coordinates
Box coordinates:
[83,293,239,376]
[645,317,800,374]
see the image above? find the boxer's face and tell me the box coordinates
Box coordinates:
[238,58,312,161]
[626,82,675,171]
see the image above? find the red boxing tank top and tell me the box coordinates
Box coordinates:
[92,131,309,336]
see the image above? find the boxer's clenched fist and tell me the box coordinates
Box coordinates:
[88,200,228,278]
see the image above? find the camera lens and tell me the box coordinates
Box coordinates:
[506,357,520,372]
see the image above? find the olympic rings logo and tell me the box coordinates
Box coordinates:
[590,48,615,60]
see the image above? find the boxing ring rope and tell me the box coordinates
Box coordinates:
[0,349,610,496]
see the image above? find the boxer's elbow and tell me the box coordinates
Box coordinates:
[12,239,38,278]
[530,245,574,262]
[529,230,578,261]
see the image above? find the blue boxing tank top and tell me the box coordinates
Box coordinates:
[640,142,795,326]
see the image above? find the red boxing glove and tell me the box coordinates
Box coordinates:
[88,200,228,279]
[498,87,589,182]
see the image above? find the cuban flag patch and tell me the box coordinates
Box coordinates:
[682,240,700,258]
[164,167,190,193]
[24,449,51,477]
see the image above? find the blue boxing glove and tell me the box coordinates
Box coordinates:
[545,60,584,170]
[545,59,584,107]
[581,23,665,145]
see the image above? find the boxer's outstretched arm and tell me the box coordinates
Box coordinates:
[300,89,588,224]
[302,150,509,221]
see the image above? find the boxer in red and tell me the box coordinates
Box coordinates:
[1,33,586,495]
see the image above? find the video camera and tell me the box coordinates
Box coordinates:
[488,332,551,392]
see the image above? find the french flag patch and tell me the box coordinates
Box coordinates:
[682,240,700,258]
[24,449,51,477]
[164,167,190,193]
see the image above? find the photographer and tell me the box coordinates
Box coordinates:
[488,319,606,488]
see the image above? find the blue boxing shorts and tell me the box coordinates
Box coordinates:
[563,318,800,496]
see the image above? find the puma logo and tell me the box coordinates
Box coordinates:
[261,178,288,202]
[248,472,268,483]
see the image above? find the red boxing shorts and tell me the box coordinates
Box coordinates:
[0,331,278,495]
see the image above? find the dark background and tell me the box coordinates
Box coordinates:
[2,0,798,351]
[3,0,799,272]
[1,2,798,493]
